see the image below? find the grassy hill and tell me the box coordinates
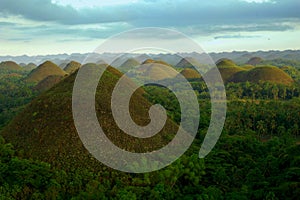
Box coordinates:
[142,59,171,66]
[1,64,178,172]
[180,68,201,79]
[229,66,294,85]
[175,57,202,69]
[118,58,140,73]
[24,61,67,83]
[246,57,263,66]
[64,61,81,74]
[216,58,237,67]
[213,58,246,83]
[33,75,64,92]
[23,63,37,71]
[0,61,23,71]
[133,62,178,81]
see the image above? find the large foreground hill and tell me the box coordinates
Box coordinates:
[1,64,178,172]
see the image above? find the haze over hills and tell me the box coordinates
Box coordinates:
[2,50,300,67]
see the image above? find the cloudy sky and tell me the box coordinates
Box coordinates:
[0,0,299,55]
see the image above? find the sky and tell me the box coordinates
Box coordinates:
[0,0,299,55]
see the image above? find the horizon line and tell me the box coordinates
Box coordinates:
[1,49,300,57]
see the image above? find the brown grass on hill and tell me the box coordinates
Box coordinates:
[180,68,201,79]
[1,64,179,172]
[0,61,23,71]
[229,66,294,85]
[33,75,64,92]
[24,61,67,83]
[64,61,81,74]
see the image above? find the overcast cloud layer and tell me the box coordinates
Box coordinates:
[0,0,299,55]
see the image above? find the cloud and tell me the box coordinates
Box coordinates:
[0,0,300,55]
[214,34,261,40]
[0,0,299,26]
[241,0,275,3]
[0,22,16,26]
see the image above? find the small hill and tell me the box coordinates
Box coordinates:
[210,59,246,83]
[0,61,22,71]
[33,75,64,92]
[175,57,202,69]
[216,58,237,68]
[19,63,27,67]
[24,61,67,83]
[142,59,171,67]
[246,57,263,66]
[133,62,178,81]
[23,63,37,71]
[64,61,81,74]
[1,64,179,172]
[180,68,201,79]
[229,66,294,85]
[118,58,140,72]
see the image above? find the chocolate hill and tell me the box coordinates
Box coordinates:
[0,61,22,71]
[24,61,67,83]
[64,61,81,74]
[228,66,294,85]
[1,64,178,172]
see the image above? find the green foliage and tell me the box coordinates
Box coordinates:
[0,72,37,129]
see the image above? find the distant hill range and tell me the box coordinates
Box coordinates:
[1,50,300,67]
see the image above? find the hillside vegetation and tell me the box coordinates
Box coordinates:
[24,61,67,83]
[1,64,178,171]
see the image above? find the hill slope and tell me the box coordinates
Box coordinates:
[118,58,140,72]
[64,61,81,74]
[1,64,178,171]
[175,57,202,69]
[24,61,67,83]
[133,62,178,81]
[180,68,201,79]
[33,75,64,92]
[23,63,37,71]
